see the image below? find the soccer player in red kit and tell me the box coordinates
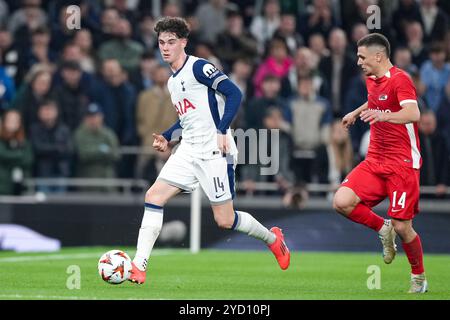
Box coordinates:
[333,33,427,293]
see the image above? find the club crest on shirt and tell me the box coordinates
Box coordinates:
[378,94,388,101]
[203,64,219,78]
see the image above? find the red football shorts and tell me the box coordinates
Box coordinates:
[341,160,420,220]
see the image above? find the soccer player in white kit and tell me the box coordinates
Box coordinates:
[129,17,290,284]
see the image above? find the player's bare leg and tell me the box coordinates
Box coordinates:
[392,219,427,293]
[211,200,290,270]
[130,180,182,284]
[333,186,397,264]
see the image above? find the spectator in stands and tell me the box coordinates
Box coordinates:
[420,42,450,112]
[298,0,337,42]
[0,109,33,195]
[111,0,138,28]
[195,0,229,45]
[73,103,120,191]
[134,13,156,51]
[72,29,96,74]
[49,4,78,52]
[194,41,223,71]
[27,26,56,69]
[94,7,120,47]
[290,73,332,184]
[308,33,329,60]
[184,15,202,56]
[59,42,83,64]
[12,63,55,133]
[135,65,177,181]
[128,51,159,94]
[245,74,291,130]
[0,0,8,27]
[11,1,47,56]
[0,61,16,111]
[436,82,450,152]
[250,0,281,53]
[98,18,144,73]
[289,47,326,98]
[341,0,384,35]
[54,60,91,132]
[0,27,25,85]
[161,1,183,17]
[8,0,47,37]
[419,110,449,198]
[273,12,304,55]
[91,59,137,179]
[262,107,294,193]
[30,99,72,192]
[240,107,293,196]
[404,21,429,67]
[215,9,258,73]
[392,0,422,45]
[419,0,448,44]
[229,58,254,105]
[393,46,419,76]
[321,119,354,189]
[91,59,137,147]
[319,28,358,118]
[253,37,293,98]
[348,23,369,55]
[343,70,369,158]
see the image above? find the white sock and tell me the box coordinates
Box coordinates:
[233,211,276,245]
[378,219,391,235]
[133,203,163,271]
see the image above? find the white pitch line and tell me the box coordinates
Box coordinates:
[0,249,189,263]
[0,294,157,300]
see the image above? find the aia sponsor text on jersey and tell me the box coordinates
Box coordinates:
[174,98,197,116]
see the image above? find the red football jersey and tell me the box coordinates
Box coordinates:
[365,66,421,169]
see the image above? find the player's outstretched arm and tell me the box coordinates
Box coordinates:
[360,102,420,125]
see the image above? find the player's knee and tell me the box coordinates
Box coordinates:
[333,195,351,215]
[333,188,358,216]
[214,215,234,229]
[145,189,165,207]
[391,220,410,237]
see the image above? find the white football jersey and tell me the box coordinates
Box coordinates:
[167,55,238,160]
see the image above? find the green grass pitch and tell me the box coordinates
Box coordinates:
[0,247,449,300]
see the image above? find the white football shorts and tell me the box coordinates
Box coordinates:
[157,144,237,205]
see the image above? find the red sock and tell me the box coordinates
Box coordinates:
[348,203,385,232]
[402,235,425,275]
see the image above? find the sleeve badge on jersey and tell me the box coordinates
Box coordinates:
[203,63,219,78]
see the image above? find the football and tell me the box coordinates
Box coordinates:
[98,250,132,284]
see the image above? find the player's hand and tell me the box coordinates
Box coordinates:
[217,133,229,155]
[342,111,357,129]
[152,133,168,152]
[360,109,388,125]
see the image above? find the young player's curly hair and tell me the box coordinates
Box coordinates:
[154,17,190,39]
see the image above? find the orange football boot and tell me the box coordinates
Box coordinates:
[129,262,146,284]
[268,227,290,270]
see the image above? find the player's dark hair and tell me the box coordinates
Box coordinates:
[357,33,391,57]
[154,17,190,39]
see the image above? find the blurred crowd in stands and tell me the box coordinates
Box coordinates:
[0,0,449,202]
